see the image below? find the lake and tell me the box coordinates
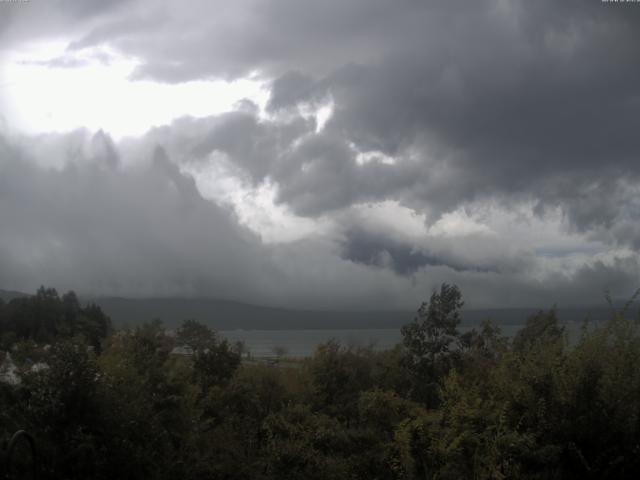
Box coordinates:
[219,323,560,358]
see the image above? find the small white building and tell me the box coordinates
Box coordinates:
[0,352,21,386]
[170,345,195,356]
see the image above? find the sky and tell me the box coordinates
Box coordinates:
[1,0,639,311]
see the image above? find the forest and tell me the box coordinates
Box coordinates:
[1,284,640,479]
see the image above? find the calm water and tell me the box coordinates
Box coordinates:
[220,329,401,358]
[220,323,540,358]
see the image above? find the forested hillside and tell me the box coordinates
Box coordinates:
[1,285,640,479]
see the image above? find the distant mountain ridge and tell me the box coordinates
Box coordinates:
[89,296,616,330]
[1,288,619,330]
[0,289,30,302]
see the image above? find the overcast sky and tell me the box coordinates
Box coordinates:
[1,0,639,310]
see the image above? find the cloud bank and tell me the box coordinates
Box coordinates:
[1,0,640,309]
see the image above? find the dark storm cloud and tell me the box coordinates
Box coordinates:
[190,111,313,182]
[0,130,433,310]
[68,0,413,82]
[283,3,640,226]
[535,177,640,250]
[4,128,636,310]
[58,0,640,248]
[267,71,329,113]
[272,133,421,217]
[0,0,132,48]
[3,0,640,308]
[317,2,640,249]
[137,112,420,217]
[339,227,497,275]
[0,131,269,301]
[8,1,636,219]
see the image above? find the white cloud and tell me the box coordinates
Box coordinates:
[1,41,268,139]
[181,155,328,244]
[1,0,639,310]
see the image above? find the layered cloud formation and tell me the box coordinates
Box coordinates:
[1,0,639,309]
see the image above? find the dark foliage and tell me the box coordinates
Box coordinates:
[1,285,640,479]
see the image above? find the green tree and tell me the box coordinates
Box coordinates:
[175,318,216,353]
[97,320,190,480]
[262,404,354,480]
[308,340,375,420]
[20,340,102,479]
[401,283,464,406]
[191,365,288,479]
[192,339,241,392]
[512,309,564,352]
